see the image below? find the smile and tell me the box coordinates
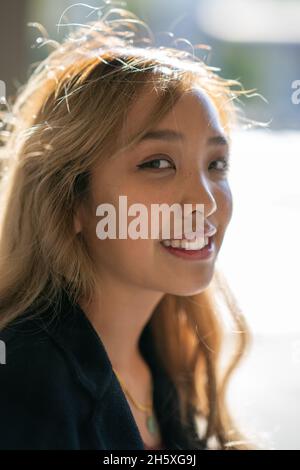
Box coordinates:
[160,236,209,250]
[159,236,215,261]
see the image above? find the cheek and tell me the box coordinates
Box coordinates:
[216,182,233,226]
[92,237,156,285]
[213,183,233,252]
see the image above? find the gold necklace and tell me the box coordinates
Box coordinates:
[112,367,159,436]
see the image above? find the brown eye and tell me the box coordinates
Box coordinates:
[209,158,230,173]
[137,157,175,170]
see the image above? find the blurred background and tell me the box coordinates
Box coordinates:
[1,0,299,449]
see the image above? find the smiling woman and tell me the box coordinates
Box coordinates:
[0,2,256,450]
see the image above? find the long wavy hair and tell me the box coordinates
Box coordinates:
[0,3,257,450]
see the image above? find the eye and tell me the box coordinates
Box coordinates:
[209,157,230,173]
[137,156,175,170]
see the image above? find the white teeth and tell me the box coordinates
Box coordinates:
[161,236,209,250]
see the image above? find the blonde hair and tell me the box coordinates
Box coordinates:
[0,3,257,449]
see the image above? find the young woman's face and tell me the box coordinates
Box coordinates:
[75,85,233,296]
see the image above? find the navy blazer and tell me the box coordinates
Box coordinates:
[0,290,206,450]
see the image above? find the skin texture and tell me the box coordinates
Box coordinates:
[74,86,233,446]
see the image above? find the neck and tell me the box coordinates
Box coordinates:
[78,276,164,372]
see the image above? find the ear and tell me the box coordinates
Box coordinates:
[73,206,83,234]
[74,217,82,234]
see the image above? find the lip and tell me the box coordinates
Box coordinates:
[159,235,215,261]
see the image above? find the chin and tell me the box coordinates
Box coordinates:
[167,280,213,297]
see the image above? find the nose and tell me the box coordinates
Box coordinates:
[181,171,217,220]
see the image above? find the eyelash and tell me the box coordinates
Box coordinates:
[137,156,230,173]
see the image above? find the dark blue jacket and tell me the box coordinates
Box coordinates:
[0,290,206,450]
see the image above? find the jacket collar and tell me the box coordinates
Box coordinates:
[34,289,114,401]
[33,289,155,449]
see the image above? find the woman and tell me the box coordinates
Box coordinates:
[0,4,255,450]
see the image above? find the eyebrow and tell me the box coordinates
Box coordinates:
[139,129,184,142]
[207,135,229,147]
[139,128,229,146]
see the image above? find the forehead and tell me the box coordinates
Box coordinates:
[122,84,225,143]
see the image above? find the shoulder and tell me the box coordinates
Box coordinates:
[0,291,115,449]
[0,310,73,389]
[0,289,110,388]
[0,318,64,378]
[0,293,104,401]
[0,306,93,449]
